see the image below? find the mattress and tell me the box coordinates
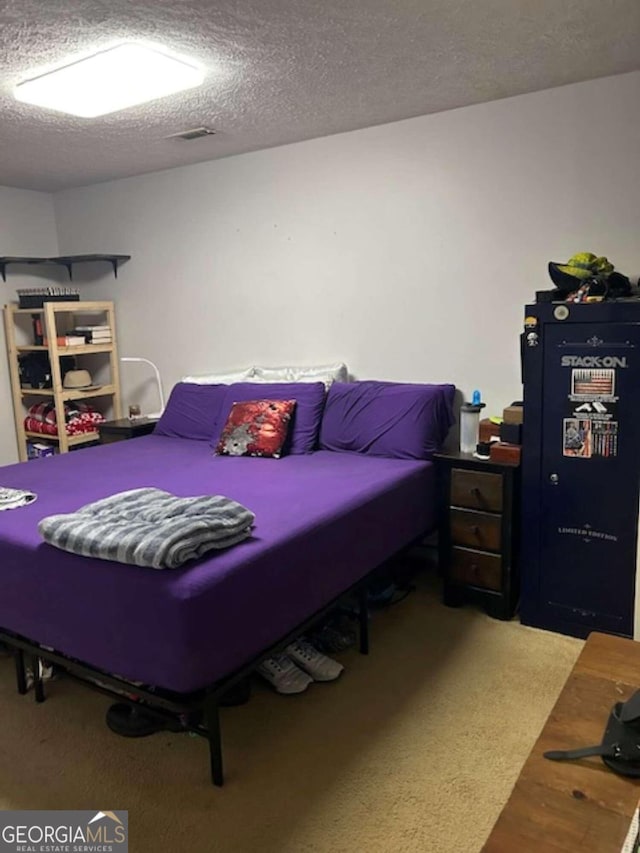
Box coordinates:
[0,436,435,692]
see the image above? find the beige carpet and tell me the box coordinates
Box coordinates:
[0,573,581,853]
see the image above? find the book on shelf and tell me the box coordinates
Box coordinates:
[71,327,112,344]
[73,325,111,333]
[43,335,87,347]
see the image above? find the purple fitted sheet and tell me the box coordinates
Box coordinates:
[0,437,434,692]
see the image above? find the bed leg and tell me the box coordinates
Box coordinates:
[31,656,45,703]
[15,650,27,695]
[358,587,369,655]
[204,694,224,787]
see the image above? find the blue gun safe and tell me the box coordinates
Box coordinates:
[520,301,640,638]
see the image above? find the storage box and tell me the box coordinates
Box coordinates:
[479,418,501,442]
[490,442,521,464]
[27,442,55,460]
[500,422,522,445]
[503,405,524,425]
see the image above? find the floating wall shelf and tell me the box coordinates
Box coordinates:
[0,254,131,282]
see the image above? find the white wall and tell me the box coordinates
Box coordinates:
[53,71,640,420]
[0,187,58,466]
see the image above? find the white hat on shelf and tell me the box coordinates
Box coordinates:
[63,369,93,389]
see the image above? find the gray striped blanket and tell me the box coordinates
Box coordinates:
[38,488,255,570]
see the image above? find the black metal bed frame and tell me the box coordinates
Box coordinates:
[0,579,372,787]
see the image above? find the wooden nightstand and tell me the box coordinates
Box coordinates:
[99,417,158,444]
[435,450,521,620]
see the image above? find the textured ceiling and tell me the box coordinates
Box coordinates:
[1,0,639,191]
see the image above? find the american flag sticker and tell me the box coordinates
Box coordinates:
[571,368,615,399]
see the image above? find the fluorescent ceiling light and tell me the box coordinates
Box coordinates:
[14,43,204,118]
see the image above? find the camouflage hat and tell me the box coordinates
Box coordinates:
[549,252,614,291]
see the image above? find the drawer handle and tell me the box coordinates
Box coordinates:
[470,563,478,574]
[469,487,482,499]
[470,525,480,536]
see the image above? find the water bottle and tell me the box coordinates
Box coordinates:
[460,390,486,454]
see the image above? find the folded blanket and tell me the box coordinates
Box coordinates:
[38,487,255,569]
[0,486,37,511]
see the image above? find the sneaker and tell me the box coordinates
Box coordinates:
[257,655,313,695]
[285,638,344,682]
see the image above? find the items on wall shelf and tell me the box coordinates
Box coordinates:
[17,287,80,308]
[0,254,130,282]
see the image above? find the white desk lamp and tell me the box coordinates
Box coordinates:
[120,357,165,419]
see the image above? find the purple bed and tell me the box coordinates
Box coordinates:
[0,378,454,784]
[0,436,434,693]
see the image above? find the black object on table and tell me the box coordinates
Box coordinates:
[435,450,521,620]
[98,417,158,444]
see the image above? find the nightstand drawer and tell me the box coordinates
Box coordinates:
[451,468,503,512]
[99,431,126,445]
[451,547,502,591]
[450,508,502,552]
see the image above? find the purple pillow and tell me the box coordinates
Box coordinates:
[215,382,326,454]
[154,383,227,441]
[319,381,455,460]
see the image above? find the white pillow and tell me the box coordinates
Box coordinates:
[252,363,348,388]
[182,367,255,385]
[181,363,349,388]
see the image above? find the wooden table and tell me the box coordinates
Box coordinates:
[483,632,640,852]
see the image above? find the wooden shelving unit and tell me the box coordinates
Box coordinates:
[3,300,122,461]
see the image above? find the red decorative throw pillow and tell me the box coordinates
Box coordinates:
[215,399,296,458]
